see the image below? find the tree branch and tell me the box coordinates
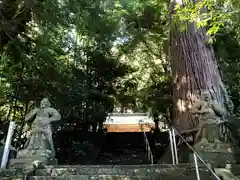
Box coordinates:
[0,0,40,50]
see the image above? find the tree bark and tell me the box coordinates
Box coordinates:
[169,0,228,133]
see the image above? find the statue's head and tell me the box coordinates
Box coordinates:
[200,91,211,102]
[40,98,51,108]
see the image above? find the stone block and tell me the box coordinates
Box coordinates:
[34,164,202,176]
[0,169,19,177]
[9,157,57,168]
[190,151,235,168]
[29,174,215,180]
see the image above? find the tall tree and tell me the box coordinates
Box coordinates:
[169,0,232,132]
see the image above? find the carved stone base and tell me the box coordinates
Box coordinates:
[9,156,57,168]
[194,152,235,167]
[190,140,236,168]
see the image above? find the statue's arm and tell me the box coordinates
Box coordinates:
[49,108,61,122]
[25,108,39,121]
[211,101,226,117]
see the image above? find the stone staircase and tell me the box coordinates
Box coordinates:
[2,131,240,179]
[96,147,149,165]
[96,132,152,165]
[0,164,219,180]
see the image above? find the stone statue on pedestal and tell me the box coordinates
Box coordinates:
[191,90,234,167]
[10,98,61,168]
[191,91,226,151]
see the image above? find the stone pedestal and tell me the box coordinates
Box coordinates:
[9,156,57,168]
[191,151,235,168]
[190,142,235,168]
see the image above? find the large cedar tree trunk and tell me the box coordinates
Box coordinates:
[169,0,228,133]
[158,0,231,164]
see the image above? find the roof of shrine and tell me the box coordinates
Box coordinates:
[103,113,167,132]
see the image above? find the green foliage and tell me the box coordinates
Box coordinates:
[173,0,234,42]
[214,28,240,117]
[0,0,131,132]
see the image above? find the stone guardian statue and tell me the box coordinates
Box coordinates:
[190,91,235,167]
[10,98,61,167]
[191,91,225,151]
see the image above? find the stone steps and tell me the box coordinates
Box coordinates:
[96,155,149,164]
[35,163,201,169]
[31,164,215,180]
[29,174,214,180]
[35,166,188,176]
[96,133,150,165]
[0,164,219,180]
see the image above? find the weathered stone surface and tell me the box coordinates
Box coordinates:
[190,151,235,168]
[225,164,240,176]
[0,169,19,177]
[190,90,235,168]
[9,157,57,169]
[0,164,219,180]
[34,164,204,176]
[34,166,202,176]
[0,176,24,180]
[29,174,215,180]
[31,164,217,180]
[39,163,202,169]
[191,91,226,146]
[11,98,61,169]
[35,167,181,176]
[0,168,27,180]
